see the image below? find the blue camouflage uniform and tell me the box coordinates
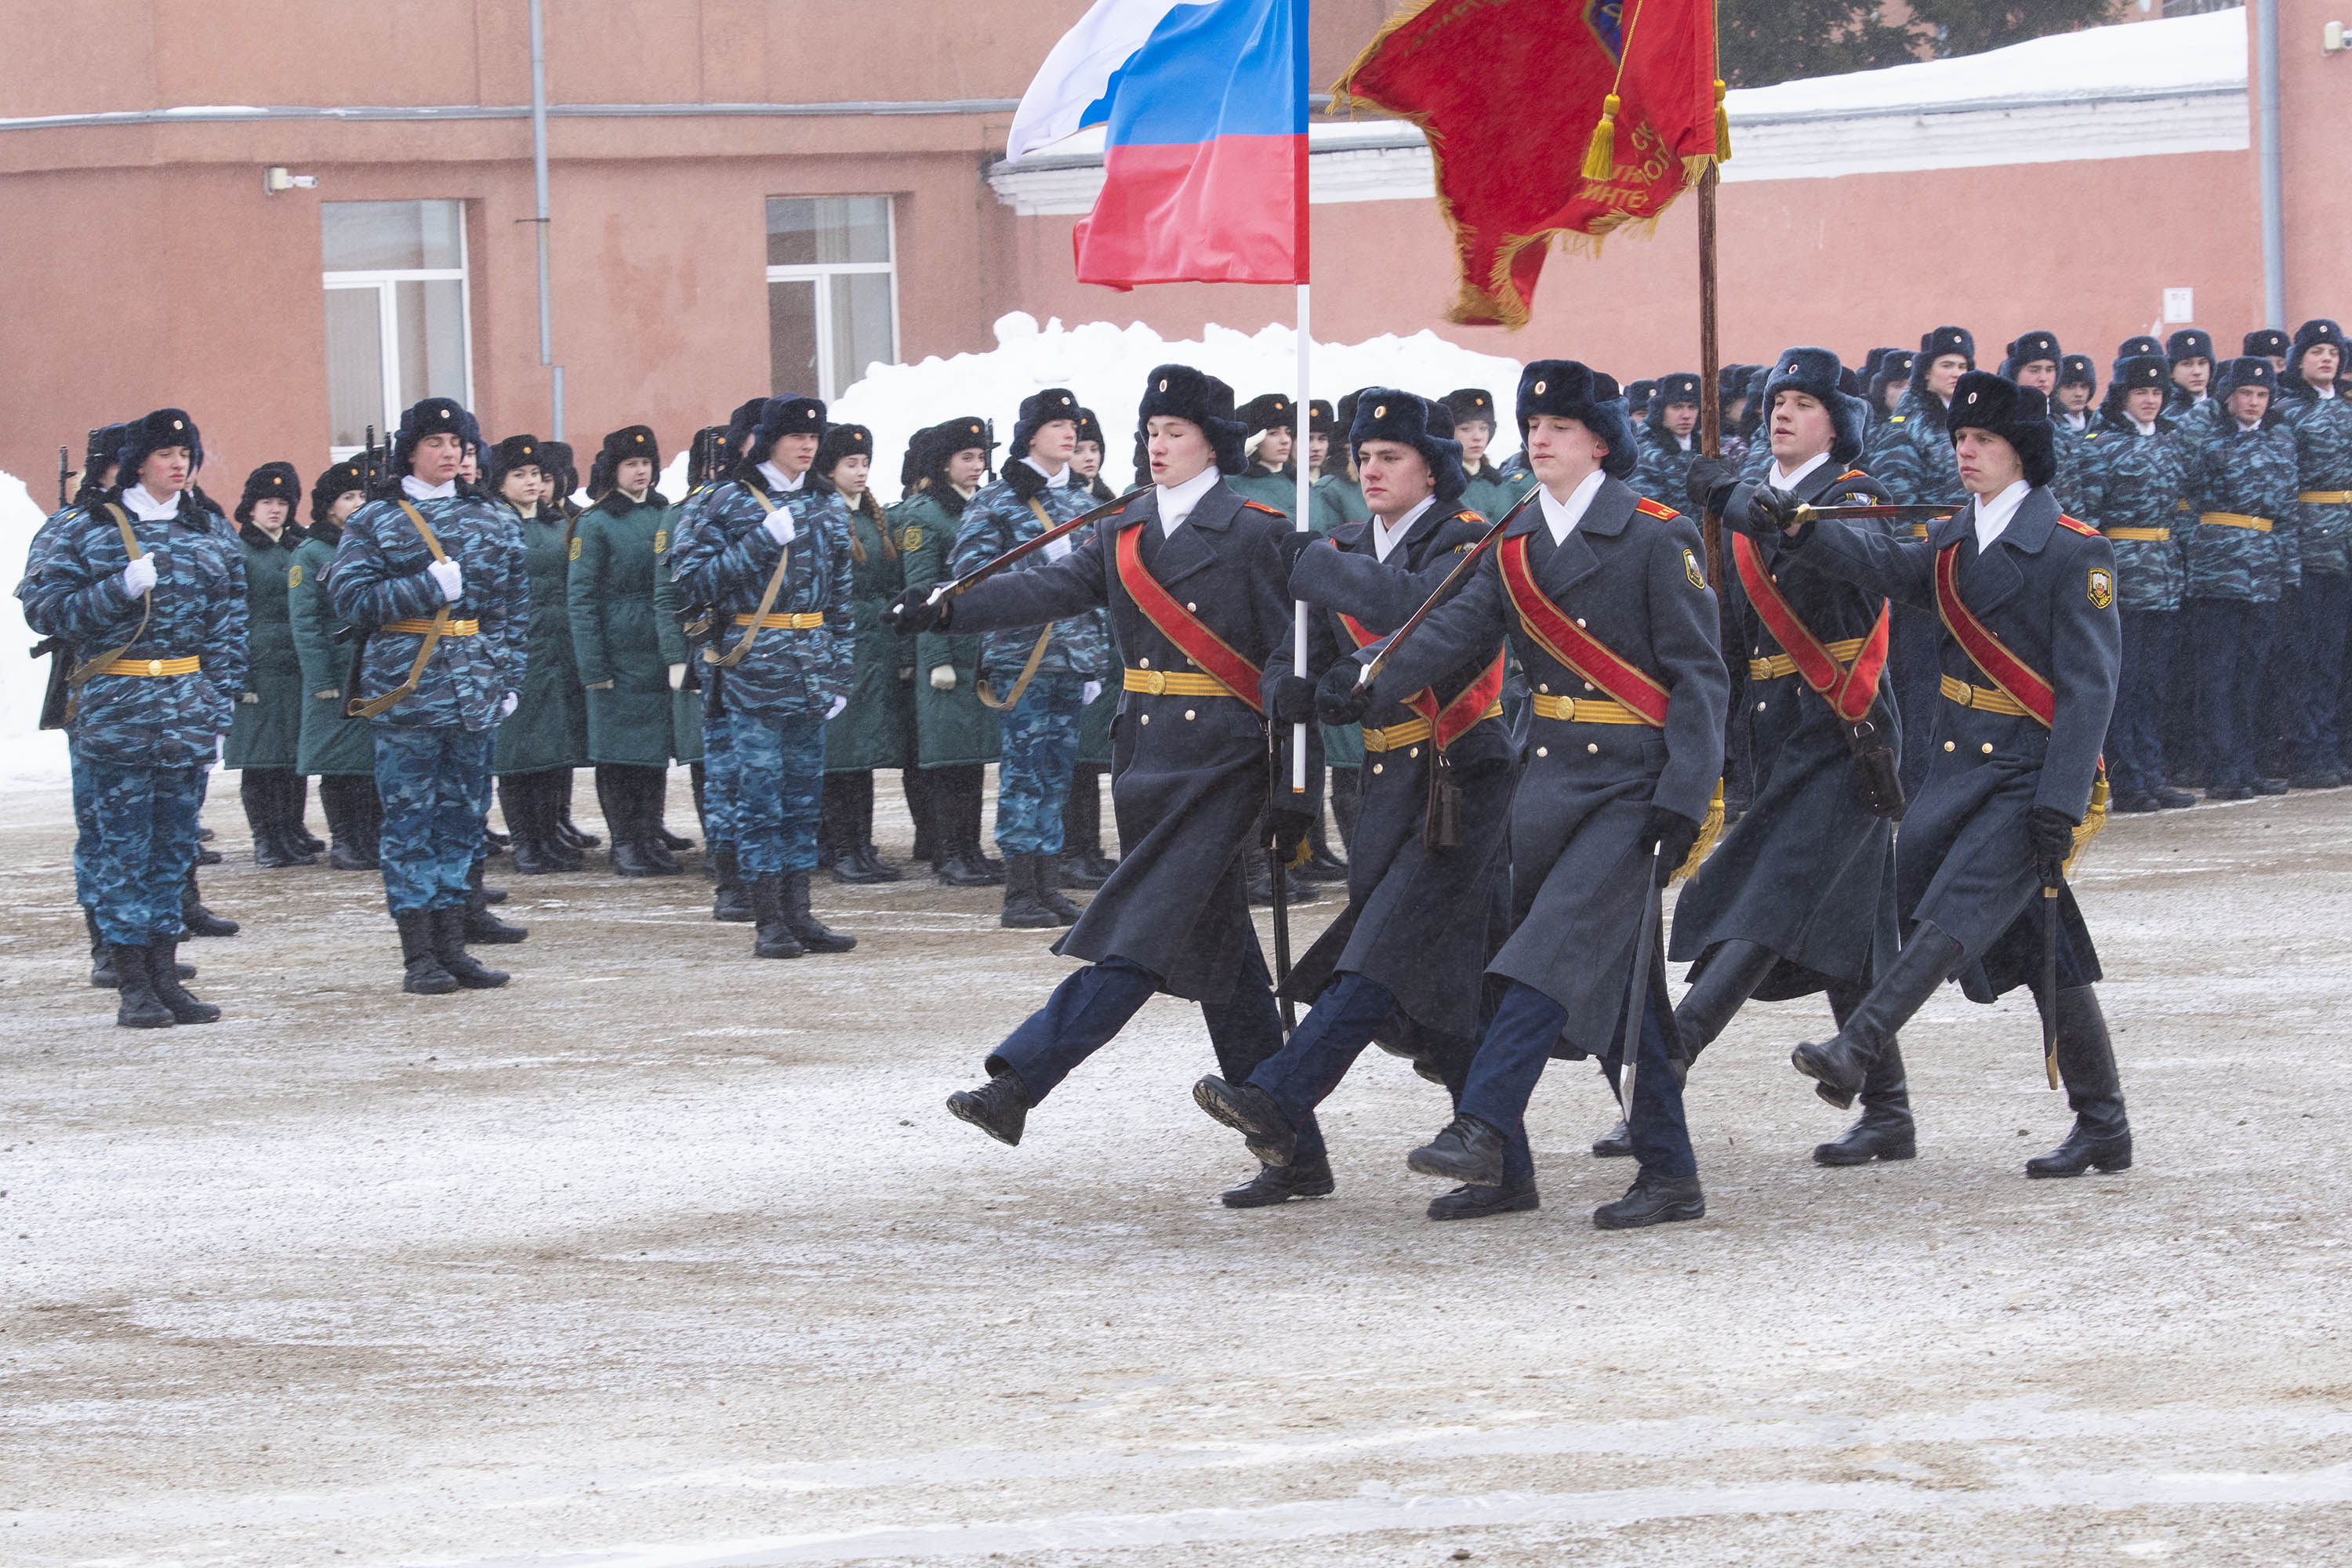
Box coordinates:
[1863,385,1967,795]
[2274,358,2352,778]
[952,461,1109,858]
[16,487,249,946]
[2073,411,2188,803]
[666,468,855,877]
[2180,393,2301,793]
[656,481,735,856]
[329,485,529,915]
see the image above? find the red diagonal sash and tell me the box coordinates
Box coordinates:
[1340,612,1505,751]
[1114,522,1266,716]
[1496,532,1669,727]
[1934,543,2055,728]
[1730,532,1893,724]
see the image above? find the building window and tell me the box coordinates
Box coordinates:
[321,201,474,458]
[766,196,897,401]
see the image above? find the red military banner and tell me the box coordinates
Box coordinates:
[1334,0,1726,329]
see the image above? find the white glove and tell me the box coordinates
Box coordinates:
[427,558,463,602]
[763,511,797,546]
[1083,680,1102,706]
[118,556,157,597]
[929,664,957,691]
[501,691,519,718]
[667,663,687,691]
[826,695,849,720]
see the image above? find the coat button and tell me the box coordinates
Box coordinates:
[1944,740,1955,751]
[1184,709,1196,720]
[1583,681,1595,692]
[1409,746,1420,758]
[1756,701,1767,712]
[1576,617,1588,627]
[1536,746,1548,757]
[1586,742,1599,754]
[1538,683,1550,694]
[1981,742,1994,753]
[1186,601,1197,612]
[1139,713,1149,724]
[1139,656,1151,668]
[1372,762,1384,775]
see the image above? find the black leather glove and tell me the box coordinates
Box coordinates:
[1276,529,1321,578]
[2027,804,2076,889]
[884,585,949,637]
[1269,673,1319,724]
[1741,485,1800,536]
[1638,804,1702,886]
[1315,660,1373,726]
[1685,456,1741,517]
[1268,805,1314,862]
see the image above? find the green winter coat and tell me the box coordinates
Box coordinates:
[224,525,303,769]
[286,525,376,775]
[568,491,676,767]
[493,506,589,775]
[897,488,1000,768]
[826,493,916,772]
[1229,463,1304,520]
[1460,461,1537,523]
[652,493,708,764]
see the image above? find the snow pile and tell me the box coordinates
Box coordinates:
[819,314,1531,503]
[0,470,72,786]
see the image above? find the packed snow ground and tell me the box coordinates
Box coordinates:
[4,779,2350,1565]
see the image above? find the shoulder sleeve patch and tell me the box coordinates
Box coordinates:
[568,534,582,560]
[901,525,924,552]
[1634,497,1680,521]
[2056,514,2099,537]
[2087,568,2114,609]
[1683,548,1707,590]
[287,562,303,589]
[653,529,668,555]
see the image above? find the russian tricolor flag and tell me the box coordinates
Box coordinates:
[1007,0,1307,288]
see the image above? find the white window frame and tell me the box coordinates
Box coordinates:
[323,212,474,460]
[764,197,900,401]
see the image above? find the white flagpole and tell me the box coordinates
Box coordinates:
[1293,280,1311,795]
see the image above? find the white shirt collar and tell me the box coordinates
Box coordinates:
[1769,451,1833,493]
[1675,431,1693,452]
[2319,383,2339,399]
[1972,479,2032,552]
[757,460,807,494]
[1156,464,1221,537]
[1022,456,1072,488]
[1537,468,1608,546]
[1371,496,1437,561]
[2131,416,2158,436]
[401,475,456,502]
[121,484,181,521]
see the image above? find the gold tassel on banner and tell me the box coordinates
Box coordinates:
[1581,93,1621,180]
[1713,78,1732,160]
[1672,779,1726,884]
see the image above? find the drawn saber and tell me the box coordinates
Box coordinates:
[920,487,1149,607]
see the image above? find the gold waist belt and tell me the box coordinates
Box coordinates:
[2299,491,2352,505]
[1748,637,1866,683]
[382,618,479,635]
[1940,673,2031,716]
[2105,527,2171,543]
[1361,702,1504,752]
[1530,692,1645,724]
[2198,512,2273,533]
[96,655,200,677]
[731,611,826,629]
[1123,667,1233,697]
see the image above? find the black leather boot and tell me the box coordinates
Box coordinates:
[145,938,220,1023]
[321,775,376,869]
[286,773,325,855]
[397,911,459,995]
[601,767,654,876]
[1192,1074,1298,1167]
[1791,922,1960,1109]
[506,773,564,875]
[1813,1036,1918,1165]
[816,773,850,875]
[464,863,528,944]
[1407,1115,1509,1185]
[638,768,685,873]
[1591,1116,1633,1158]
[431,906,510,989]
[1033,854,1082,924]
[999,855,1059,929]
[946,1063,1032,1145]
[182,870,239,937]
[709,844,753,922]
[1428,1175,1540,1221]
[111,944,175,1028]
[554,768,598,848]
[270,771,318,865]
[1672,938,1780,1081]
[85,907,119,987]
[749,873,804,959]
[1592,1171,1706,1229]
[905,766,938,867]
[2027,985,2133,1177]
[1220,1158,1335,1207]
[245,771,295,868]
[784,870,855,953]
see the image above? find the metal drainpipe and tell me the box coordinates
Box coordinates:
[530,0,563,439]
[2258,0,2285,328]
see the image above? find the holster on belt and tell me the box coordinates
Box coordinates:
[1842,709,1906,819]
[1423,749,1461,850]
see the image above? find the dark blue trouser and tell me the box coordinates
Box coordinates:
[79,757,205,946]
[990,956,1327,1166]
[1248,972,1532,1183]
[2190,597,2278,791]
[1457,979,1696,1180]
[729,710,826,875]
[2108,608,2176,800]
[994,673,1084,858]
[1891,608,1943,800]
[375,726,493,916]
[2276,573,2351,775]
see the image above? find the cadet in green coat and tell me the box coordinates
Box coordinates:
[899,416,1004,886]
[815,423,914,884]
[1442,387,1539,521]
[1229,393,1305,517]
[225,462,314,867]
[1062,409,1122,887]
[289,461,380,869]
[484,434,587,875]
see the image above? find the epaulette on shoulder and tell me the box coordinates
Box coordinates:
[1838,469,1867,481]
[1453,507,1484,526]
[1889,415,1907,424]
[1633,497,1680,521]
[1241,500,1286,515]
[2056,514,2099,537]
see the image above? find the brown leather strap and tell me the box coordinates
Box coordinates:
[978,498,1064,711]
[349,502,454,718]
[706,486,790,669]
[63,503,154,724]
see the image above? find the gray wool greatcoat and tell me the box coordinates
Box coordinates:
[1350,475,1729,1055]
[1793,485,2120,1000]
[1276,502,1517,1047]
[940,480,1295,1001]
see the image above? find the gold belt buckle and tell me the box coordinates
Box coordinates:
[147,659,163,676]
[1143,670,1167,695]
